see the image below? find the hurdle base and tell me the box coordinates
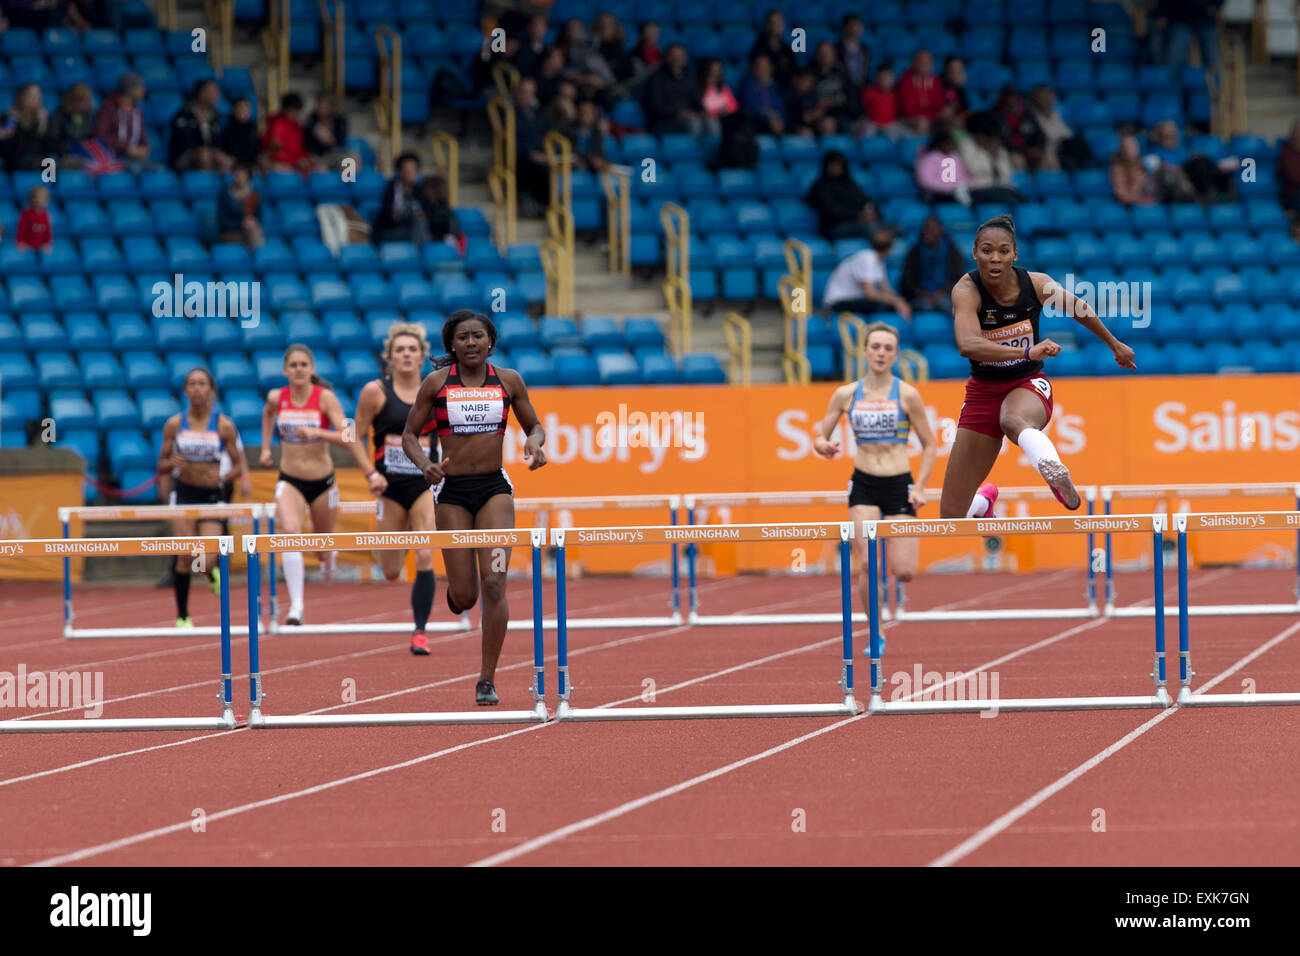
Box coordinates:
[554,701,860,721]
[251,708,547,727]
[691,612,871,626]
[0,715,237,733]
[1109,603,1300,618]
[1177,692,1300,707]
[271,620,473,635]
[868,694,1168,714]
[893,607,1096,622]
[67,626,252,639]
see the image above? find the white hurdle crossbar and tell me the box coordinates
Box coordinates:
[1103,483,1300,617]
[1174,512,1300,708]
[864,515,1172,715]
[1,535,238,732]
[242,528,549,727]
[551,522,862,721]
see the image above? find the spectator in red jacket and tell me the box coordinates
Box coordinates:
[261,92,319,175]
[860,65,901,137]
[92,72,159,171]
[896,50,945,134]
[16,184,52,253]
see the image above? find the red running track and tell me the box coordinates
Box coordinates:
[0,565,1298,866]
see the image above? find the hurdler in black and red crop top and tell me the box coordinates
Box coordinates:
[432,363,512,437]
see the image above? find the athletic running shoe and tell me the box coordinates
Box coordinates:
[410,630,430,655]
[207,567,221,596]
[977,482,999,515]
[320,552,337,582]
[1038,459,1081,510]
[862,635,886,657]
[285,608,303,626]
[447,590,463,615]
[475,679,499,706]
[175,617,193,628]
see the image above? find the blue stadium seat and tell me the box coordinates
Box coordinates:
[539,316,581,349]
[95,392,141,430]
[514,352,556,388]
[624,318,666,351]
[679,353,726,384]
[49,394,96,431]
[553,352,600,386]
[23,315,64,351]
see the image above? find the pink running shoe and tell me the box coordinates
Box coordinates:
[977,482,999,517]
[1038,459,1081,510]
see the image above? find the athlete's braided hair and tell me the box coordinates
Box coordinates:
[975,213,1016,247]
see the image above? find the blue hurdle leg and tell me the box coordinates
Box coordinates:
[1152,527,1168,705]
[62,518,72,634]
[530,538,545,709]
[839,537,854,709]
[219,550,234,722]
[555,541,570,715]
[247,551,263,723]
[1177,522,1192,703]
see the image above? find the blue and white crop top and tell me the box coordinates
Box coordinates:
[175,407,223,463]
[848,377,910,446]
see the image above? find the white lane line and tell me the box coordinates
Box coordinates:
[925,618,1300,867]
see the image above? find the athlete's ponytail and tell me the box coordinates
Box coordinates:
[433,309,498,369]
[283,343,333,391]
[975,213,1016,246]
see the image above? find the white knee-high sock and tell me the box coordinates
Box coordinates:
[966,493,992,518]
[1017,428,1062,476]
[282,551,305,613]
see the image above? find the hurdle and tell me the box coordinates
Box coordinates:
[1103,484,1300,617]
[1174,512,1300,708]
[682,486,1102,624]
[0,535,237,732]
[58,503,260,638]
[551,522,861,721]
[864,514,1172,715]
[242,528,549,726]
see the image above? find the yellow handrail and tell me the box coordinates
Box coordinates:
[783,237,812,291]
[261,0,289,102]
[318,0,344,99]
[722,312,752,386]
[373,27,402,176]
[203,0,233,75]
[663,277,692,356]
[600,166,631,275]
[544,131,574,249]
[782,350,811,385]
[487,95,515,173]
[779,274,807,358]
[486,94,517,247]
[155,0,178,30]
[837,311,868,381]
[492,61,521,98]
[898,349,929,384]
[659,202,691,356]
[431,131,459,207]
[539,239,571,316]
[487,166,517,250]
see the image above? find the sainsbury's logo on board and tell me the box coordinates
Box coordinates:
[1153,400,1300,453]
[774,406,1086,461]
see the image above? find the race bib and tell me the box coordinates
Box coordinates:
[383,434,429,475]
[850,399,898,439]
[446,387,504,433]
[980,319,1033,366]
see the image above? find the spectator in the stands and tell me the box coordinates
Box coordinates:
[750,9,796,85]
[915,125,971,204]
[785,69,826,137]
[511,77,551,212]
[511,14,550,79]
[1149,0,1223,70]
[0,82,49,172]
[811,41,858,134]
[710,109,758,171]
[1279,120,1300,212]
[373,152,438,244]
[304,91,352,169]
[1109,133,1159,206]
[48,82,94,166]
[738,53,785,135]
[220,95,260,166]
[169,79,232,172]
[570,98,607,172]
[92,72,159,171]
[1145,118,1235,202]
[15,184,52,253]
[217,162,264,249]
[822,229,910,319]
[643,43,704,136]
[592,13,633,85]
[544,77,579,137]
[900,216,966,313]
[992,84,1042,169]
[860,65,902,138]
[630,21,661,79]
[419,174,460,248]
[261,91,318,175]
[1026,85,1091,171]
[897,50,946,134]
[699,58,738,135]
[837,14,870,89]
[960,111,1022,204]
[536,46,567,106]
[805,149,884,240]
[560,18,616,104]
[942,56,970,121]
